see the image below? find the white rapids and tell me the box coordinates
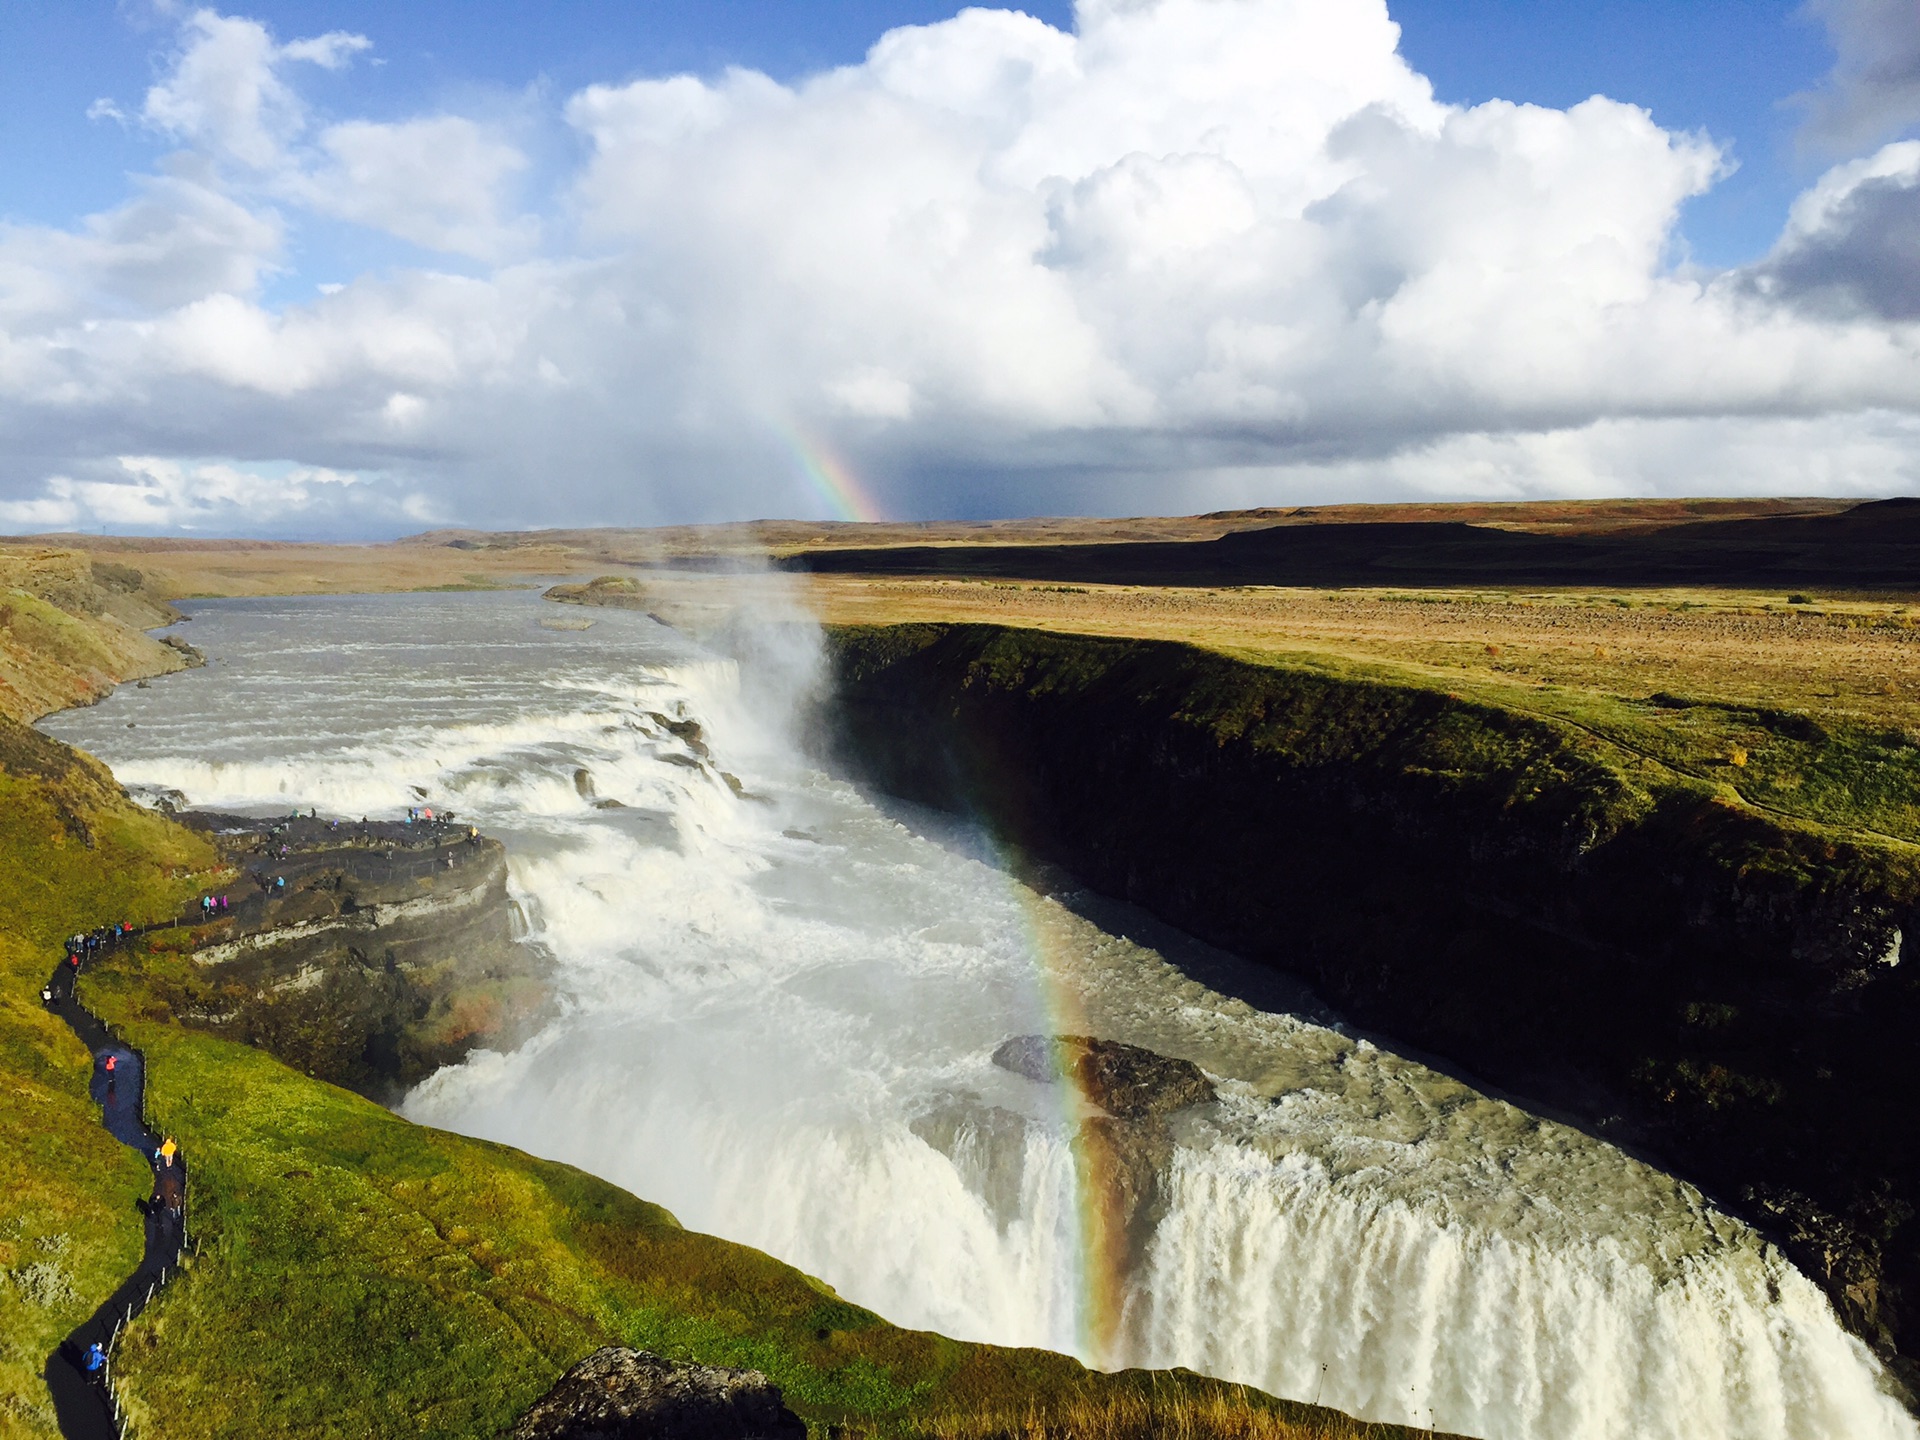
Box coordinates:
[43,588,1917,1440]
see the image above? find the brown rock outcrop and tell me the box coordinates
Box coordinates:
[993,1034,1216,1352]
[159,811,549,1099]
[992,1034,1214,1119]
[510,1348,804,1440]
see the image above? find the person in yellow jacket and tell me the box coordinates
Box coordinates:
[156,1136,177,1167]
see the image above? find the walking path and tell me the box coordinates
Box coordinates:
[40,922,192,1440]
[33,816,478,1436]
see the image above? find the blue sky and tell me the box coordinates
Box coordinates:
[1395,0,1836,265]
[2,0,1919,534]
[0,1,1838,267]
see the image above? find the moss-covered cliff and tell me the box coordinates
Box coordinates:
[823,621,1920,1381]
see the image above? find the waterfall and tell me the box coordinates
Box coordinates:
[45,589,1919,1440]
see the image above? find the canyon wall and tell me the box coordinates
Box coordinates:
[822,621,1920,1382]
[144,814,548,1100]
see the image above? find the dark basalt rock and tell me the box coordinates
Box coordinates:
[510,1348,805,1440]
[992,1035,1214,1288]
[164,811,550,1102]
[649,712,711,758]
[992,1034,1215,1119]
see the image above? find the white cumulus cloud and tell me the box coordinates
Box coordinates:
[0,456,433,536]
[3,0,1920,534]
[141,9,369,171]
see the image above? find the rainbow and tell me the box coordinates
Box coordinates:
[782,426,886,524]
[999,855,1133,1369]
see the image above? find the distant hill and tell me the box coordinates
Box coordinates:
[4,495,1894,595]
[778,497,1920,591]
[408,495,1857,557]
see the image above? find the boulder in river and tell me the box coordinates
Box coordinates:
[509,1348,805,1440]
[992,1034,1215,1118]
[991,1035,1216,1352]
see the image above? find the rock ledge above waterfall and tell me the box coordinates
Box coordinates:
[992,1034,1215,1118]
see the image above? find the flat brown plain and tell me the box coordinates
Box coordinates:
[10,494,1915,738]
[642,571,1920,738]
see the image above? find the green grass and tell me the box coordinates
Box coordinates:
[74,1014,939,1436]
[0,721,217,1436]
[1183,638,1920,852]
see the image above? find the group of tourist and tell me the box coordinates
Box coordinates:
[66,922,135,964]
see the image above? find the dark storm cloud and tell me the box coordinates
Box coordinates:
[1797,0,1920,154]
[1759,165,1920,318]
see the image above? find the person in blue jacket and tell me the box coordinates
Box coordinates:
[83,1341,105,1378]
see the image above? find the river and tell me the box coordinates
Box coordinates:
[40,588,1917,1440]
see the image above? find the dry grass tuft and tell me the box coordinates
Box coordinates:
[896,1383,1429,1439]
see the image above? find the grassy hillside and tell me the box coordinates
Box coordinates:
[0,723,218,1434]
[0,550,193,721]
[0,550,229,1431]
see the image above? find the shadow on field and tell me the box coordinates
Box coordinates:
[777,497,1920,591]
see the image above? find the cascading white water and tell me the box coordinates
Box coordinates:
[44,589,1918,1440]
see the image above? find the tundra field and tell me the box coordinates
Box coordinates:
[16,495,1920,849]
[557,568,1920,851]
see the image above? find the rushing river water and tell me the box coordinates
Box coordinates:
[42,589,1918,1440]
